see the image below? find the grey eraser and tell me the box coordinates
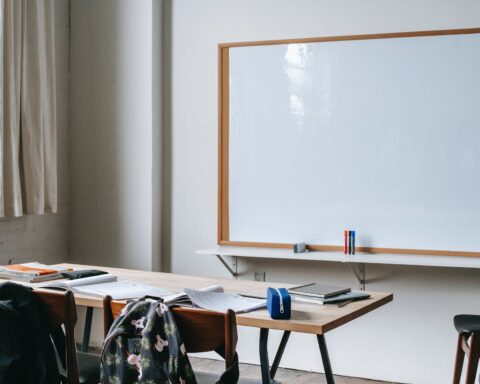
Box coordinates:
[293,243,307,253]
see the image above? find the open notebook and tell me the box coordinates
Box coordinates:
[181,287,265,313]
[45,274,172,300]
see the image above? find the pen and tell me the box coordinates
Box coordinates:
[344,230,348,254]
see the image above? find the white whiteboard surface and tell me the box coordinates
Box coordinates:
[228,32,480,253]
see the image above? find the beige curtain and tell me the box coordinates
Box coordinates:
[0,0,57,217]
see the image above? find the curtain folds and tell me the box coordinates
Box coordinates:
[1,0,57,217]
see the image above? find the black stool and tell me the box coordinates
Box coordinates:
[453,315,480,384]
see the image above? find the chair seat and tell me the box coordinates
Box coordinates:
[77,351,101,384]
[454,315,480,334]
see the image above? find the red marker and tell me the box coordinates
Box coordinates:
[344,230,348,254]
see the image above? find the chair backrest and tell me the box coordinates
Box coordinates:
[103,296,238,368]
[35,289,79,384]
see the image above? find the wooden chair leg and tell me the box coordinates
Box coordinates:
[465,333,480,384]
[453,334,466,384]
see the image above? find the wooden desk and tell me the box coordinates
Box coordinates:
[26,263,393,384]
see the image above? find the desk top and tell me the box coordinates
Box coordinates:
[197,246,480,269]
[15,263,393,335]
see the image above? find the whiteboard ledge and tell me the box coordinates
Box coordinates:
[196,247,480,269]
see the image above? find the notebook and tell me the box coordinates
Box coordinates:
[293,291,370,305]
[288,283,351,298]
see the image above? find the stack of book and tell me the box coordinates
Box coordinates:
[0,262,70,283]
[288,283,370,305]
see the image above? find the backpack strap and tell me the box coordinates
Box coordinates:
[51,326,67,370]
[214,345,239,384]
[51,329,68,384]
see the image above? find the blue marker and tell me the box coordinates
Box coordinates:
[348,231,352,254]
[352,231,356,254]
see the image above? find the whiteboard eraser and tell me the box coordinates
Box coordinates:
[293,243,307,253]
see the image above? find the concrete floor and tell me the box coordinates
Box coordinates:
[190,357,398,383]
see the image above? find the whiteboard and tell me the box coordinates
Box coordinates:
[224,31,480,254]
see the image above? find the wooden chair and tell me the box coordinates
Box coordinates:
[453,314,480,384]
[103,296,238,380]
[35,289,100,384]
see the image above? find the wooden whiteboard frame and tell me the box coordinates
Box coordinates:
[218,28,480,257]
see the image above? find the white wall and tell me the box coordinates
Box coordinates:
[0,0,69,266]
[69,0,158,271]
[169,1,480,383]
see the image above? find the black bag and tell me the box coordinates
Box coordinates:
[0,282,61,384]
[101,299,239,384]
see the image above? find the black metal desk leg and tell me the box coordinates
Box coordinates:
[317,334,335,384]
[81,306,94,352]
[259,328,272,384]
[270,331,290,379]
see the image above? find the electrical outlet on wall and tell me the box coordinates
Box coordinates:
[254,272,266,282]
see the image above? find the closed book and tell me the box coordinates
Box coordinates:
[0,271,63,283]
[0,262,69,277]
[293,291,370,305]
[288,283,351,298]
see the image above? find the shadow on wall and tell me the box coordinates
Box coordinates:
[70,1,139,269]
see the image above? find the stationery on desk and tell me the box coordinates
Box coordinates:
[46,275,266,313]
[0,262,361,311]
[0,262,366,312]
[0,262,72,283]
[344,230,356,254]
[0,262,265,313]
[288,283,370,306]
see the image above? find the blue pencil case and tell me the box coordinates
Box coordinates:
[267,287,291,320]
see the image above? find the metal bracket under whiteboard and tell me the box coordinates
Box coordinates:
[215,255,238,278]
[214,253,365,288]
[348,263,366,290]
